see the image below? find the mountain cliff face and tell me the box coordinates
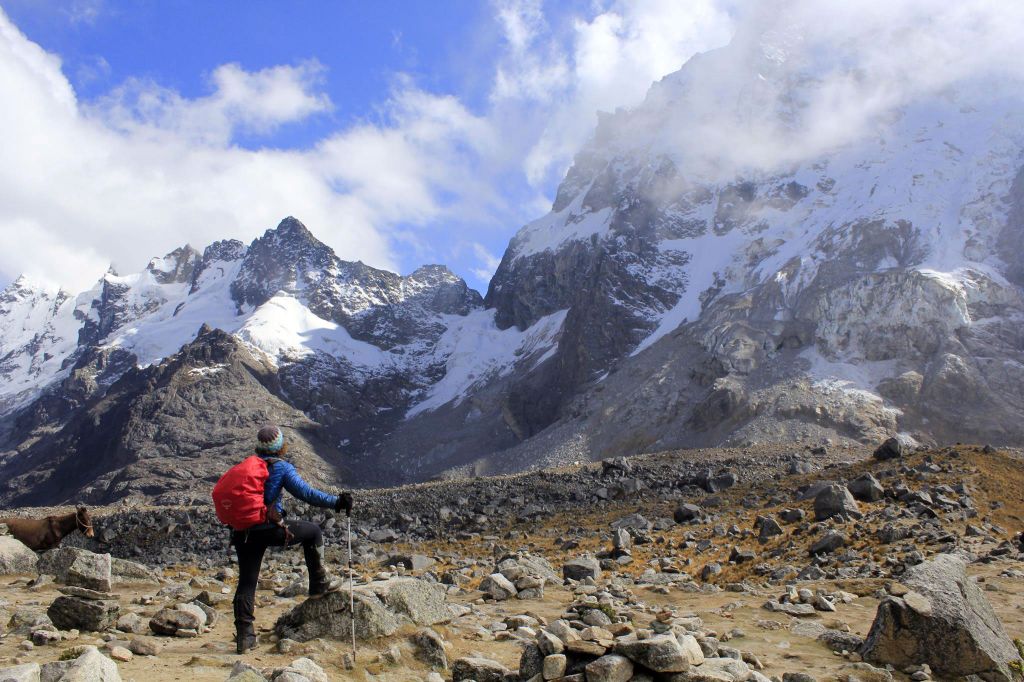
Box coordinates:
[2,24,1024,504]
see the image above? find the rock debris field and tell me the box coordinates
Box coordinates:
[0,442,1023,681]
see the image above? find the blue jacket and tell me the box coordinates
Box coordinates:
[261,456,338,513]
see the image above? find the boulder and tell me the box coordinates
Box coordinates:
[519,643,544,679]
[115,613,148,635]
[275,577,449,643]
[385,554,435,572]
[615,635,691,672]
[610,513,650,531]
[8,609,52,636]
[109,558,158,583]
[58,646,121,682]
[563,557,601,581]
[66,553,112,593]
[757,516,783,543]
[809,530,847,555]
[451,657,510,682]
[674,504,703,523]
[496,554,561,584]
[861,554,1022,681]
[872,435,916,461]
[0,663,40,682]
[275,590,399,642]
[41,661,73,682]
[411,627,448,670]
[670,656,751,682]
[225,661,266,682]
[0,537,38,575]
[847,473,885,502]
[286,658,329,682]
[480,573,517,601]
[764,601,816,617]
[586,654,634,682]
[149,606,204,636]
[813,484,861,521]
[542,653,566,679]
[47,597,119,632]
[365,577,451,626]
[697,470,738,493]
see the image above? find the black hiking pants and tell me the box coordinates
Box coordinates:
[231,520,324,628]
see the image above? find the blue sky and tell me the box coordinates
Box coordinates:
[0,0,737,293]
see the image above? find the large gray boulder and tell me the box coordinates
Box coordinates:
[614,634,692,672]
[57,646,121,682]
[0,663,40,682]
[274,577,448,643]
[66,552,112,592]
[562,557,601,581]
[873,434,917,461]
[47,596,119,632]
[109,558,158,583]
[275,591,398,642]
[861,554,1022,681]
[0,537,38,576]
[451,657,510,682]
[479,573,517,601]
[813,483,861,521]
[586,654,634,682]
[38,547,121,587]
[848,473,885,502]
[364,577,451,626]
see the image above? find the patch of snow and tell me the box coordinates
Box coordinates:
[510,187,613,260]
[103,260,243,366]
[0,277,81,406]
[632,226,748,355]
[236,294,390,370]
[799,347,900,396]
[406,308,568,417]
[188,364,227,377]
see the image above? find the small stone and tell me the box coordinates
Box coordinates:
[128,638,161,656]
[562,557,601,581]
[585,654,634,682]
[109,645,132,662]
[543,654,567,680]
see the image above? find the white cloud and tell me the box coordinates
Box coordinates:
[0,9,503,292]
[490,0,736,186]
[616,0,1024,179]
[92,60,332,146]
[471,242,503,282]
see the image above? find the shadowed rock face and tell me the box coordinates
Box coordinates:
[861,554,1022,681]
[0,326,346,506]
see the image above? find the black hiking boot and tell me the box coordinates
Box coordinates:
[235,623,257,654]
[306,544,340,597]
[308,567,341,597]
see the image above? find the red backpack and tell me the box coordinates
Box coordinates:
[212,456,272,530]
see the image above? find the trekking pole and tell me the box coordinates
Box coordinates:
[347,513,356,660]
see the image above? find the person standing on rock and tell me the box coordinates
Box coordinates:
[213,424,353,654]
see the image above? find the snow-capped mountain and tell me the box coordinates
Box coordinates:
[0,217,567,503]
[3,18,1024,504]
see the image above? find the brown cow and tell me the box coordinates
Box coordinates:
[0,507,95,551]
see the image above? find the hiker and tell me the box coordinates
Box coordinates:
[213,425,353,654]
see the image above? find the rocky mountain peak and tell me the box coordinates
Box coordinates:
[230,217,338,310]
[146,245,202,285]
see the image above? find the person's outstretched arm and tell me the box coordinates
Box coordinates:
[280,462,341,509]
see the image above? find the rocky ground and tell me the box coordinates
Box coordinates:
[0,441,1022,682]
